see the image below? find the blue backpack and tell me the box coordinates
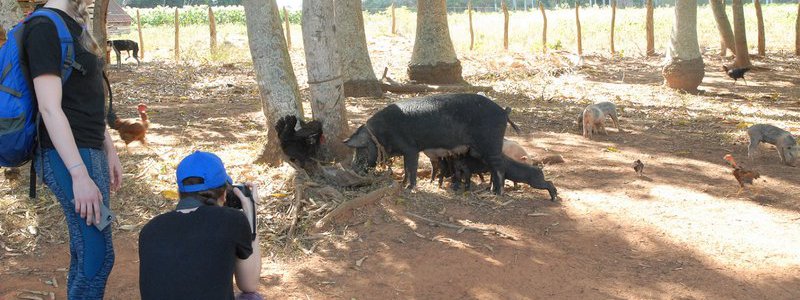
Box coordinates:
[0,9,80,168]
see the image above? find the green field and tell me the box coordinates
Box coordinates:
[113,4,798,63]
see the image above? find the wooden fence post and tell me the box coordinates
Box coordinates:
[137,9,144,59]
[209,6,217,54]
[174,8,180,62]
[469,0,474,50]
[610,0,616,54]
[540,1,547,53]
[502,0,509,50]
[576,0,582,56]
[391,1,396,34]
[646,0,654,56]
[284,6,292,48]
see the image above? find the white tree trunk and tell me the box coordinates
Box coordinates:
[662,0,704,92]
[243,0,304,165]
[0,0,22,32]
[303,0,350,161]
[408,0,463,84]
[336,0,382,98]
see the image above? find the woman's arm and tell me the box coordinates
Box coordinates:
[233,184,262,293]
[34,75,103,225]
[103,129,122,192]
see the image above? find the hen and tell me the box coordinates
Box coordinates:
[723,154,760,195]
[275,115,324,168]
[107,103,149,150]
[722,65,751,85]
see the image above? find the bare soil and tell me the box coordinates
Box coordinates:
[2,49,800,299]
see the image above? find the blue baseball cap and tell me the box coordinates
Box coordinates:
[176,151,232,193]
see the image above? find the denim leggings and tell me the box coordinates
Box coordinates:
[35,148,115,299]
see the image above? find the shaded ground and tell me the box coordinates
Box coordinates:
[2,48,800,299]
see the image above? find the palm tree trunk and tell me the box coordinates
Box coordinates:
[662,0,704,92]
[302,0,350,161]
[732,0,751,67]
[243,0,304,165]
[336,0,382,98]
[709,0,736,55]
[408,0,463,84]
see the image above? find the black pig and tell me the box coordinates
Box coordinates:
[344,93,515,194]
[453,155,558,201]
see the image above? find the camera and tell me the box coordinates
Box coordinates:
[224,184,252,209]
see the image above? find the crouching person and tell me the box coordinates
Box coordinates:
[138,151,263,300]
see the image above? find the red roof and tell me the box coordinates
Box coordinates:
[107,0,131,24]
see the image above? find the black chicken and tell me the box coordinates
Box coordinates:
[722,65,751,85]
[275,115,324,168]
[632,159,644,177]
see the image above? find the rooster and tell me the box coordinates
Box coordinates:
[722,65,751,85]
[107,103,149,151]
[723,154,760,195]
[275,115,324,168]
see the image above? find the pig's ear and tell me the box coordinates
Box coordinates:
[344,126,369,148]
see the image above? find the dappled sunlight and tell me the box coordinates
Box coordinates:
[564,185,800,275]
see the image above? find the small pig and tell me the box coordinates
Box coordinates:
[503,139,528,163]
[578,101,622,135]
[747,124,798,166]
[424,146,469,186]
[582,105,606,138]
[452,155,558,201]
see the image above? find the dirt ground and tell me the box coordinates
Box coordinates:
[2,46,800,299]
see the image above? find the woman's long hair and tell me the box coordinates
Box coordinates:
[67,0,102,56]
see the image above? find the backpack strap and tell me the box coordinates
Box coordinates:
[26,9,85,83]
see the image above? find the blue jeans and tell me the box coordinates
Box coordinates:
[36,148,115,299]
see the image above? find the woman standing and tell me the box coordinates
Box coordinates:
[24,0,123,298]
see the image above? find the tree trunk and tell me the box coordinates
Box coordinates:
[610,0,616,54]
[646,0,654,56]
[540,1,547,53]
[709,0,736,55]
[336,0,382,98]
[408,0,463,84]
[302,0,350,161]
[243,0,304,166]
[174,8,180,62]
[283,7,292,48]
[662,0,704,92]
[797,0,800,56]
[209,6,217,54]
[754,0,765,56]
[576,1,582,56]
[469,1,474,50]
[0,0,23,33]
[502,0,509,50]
[731,0,751,67]
[136,9,145,59]
[92,0,110,64]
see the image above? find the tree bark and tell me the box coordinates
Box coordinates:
[576,0,582,56]
[174,8,180,62]
[754,0,765,56]
[646,0,654,55]
[709,0,736,55]
[731,0,751,67]
[302,0,350,161]
[662,0,704,93]
[540,1,547,53]
[408,0,463,84]
[502,0,509,50]
[209,6,217,54]
[469,1,474,50]
[0,0,23,33]
[136,9,145,59]
[92,0,110,64]
[610,0,616,54]
[797,0,800,56]
[336,0,382,98]
[243,0,304,166]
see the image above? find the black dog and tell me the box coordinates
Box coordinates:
[106,40,140,67]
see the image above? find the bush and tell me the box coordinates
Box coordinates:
[126,5,300,27]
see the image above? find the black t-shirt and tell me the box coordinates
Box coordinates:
[138,205,254,300]
[22,8,106,149]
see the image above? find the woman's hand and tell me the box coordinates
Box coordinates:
[107,150,123,193]
[71,170,103,225]
[232,183,258,230]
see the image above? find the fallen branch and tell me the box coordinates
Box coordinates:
[313,182,401,231]
[406,212,518,240]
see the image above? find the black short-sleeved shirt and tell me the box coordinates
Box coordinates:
[22,8,106,149]
[138,205,253,300]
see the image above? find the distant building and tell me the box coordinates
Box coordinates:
[90,0,133,35]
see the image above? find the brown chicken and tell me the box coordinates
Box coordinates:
[107,103,149,150]
[723,154,760,195]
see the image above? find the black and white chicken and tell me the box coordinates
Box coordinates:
[722,65,751,85]
[275,115,324,168]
